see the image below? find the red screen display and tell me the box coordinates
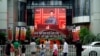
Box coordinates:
[34,8,66,30]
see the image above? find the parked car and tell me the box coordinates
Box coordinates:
[82,41,100,56]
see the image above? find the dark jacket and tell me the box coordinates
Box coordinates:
[5,43,11,55]
[21,45,26,53]
[75,42,83,56]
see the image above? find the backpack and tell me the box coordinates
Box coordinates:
[40,44,45,52]
[54,49,58,56]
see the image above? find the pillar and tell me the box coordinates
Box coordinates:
[90,0,100,35]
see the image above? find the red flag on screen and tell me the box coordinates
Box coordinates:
[72,26,80,42]
[8,28,12,41]
[20,27,26,41]
[15,27,19,40]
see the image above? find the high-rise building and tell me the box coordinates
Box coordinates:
[0,0,100,40]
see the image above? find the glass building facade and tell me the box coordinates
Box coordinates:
[0,0,91,32]
[73,0,90,17]
[25,0,90,26]
[26,0,73,26]
[2,0,100,41]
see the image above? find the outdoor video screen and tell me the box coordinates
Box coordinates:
[34,8,66,30]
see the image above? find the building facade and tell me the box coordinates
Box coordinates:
[0,0,100,40]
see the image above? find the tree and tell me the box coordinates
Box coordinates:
[79,27,96,45]
[0,32,6,45]
[95,33,100,41]
[82,33,96,44]
[80,27,90,44]
[26,27,31,43]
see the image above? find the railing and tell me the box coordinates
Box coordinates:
[0,45,76,56]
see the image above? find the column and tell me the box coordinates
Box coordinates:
[8,0,18,41]
[0,0,7,30]
[90,0,100,35]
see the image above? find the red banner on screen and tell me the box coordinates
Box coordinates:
[20,27,26,41]
[15,27,19,40]
[72,26,80,42]
[34,8,66,30]
[30,26,34,36]
[8,28,12,41]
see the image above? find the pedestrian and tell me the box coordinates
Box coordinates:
[45,39,50,56]
[5,41,11,56]
[62,39,68,56]
[39,41,46,56]
[10,43,15,56]
[13,39,21,56]
[21,44,26,56]
[75,40,83,56]
[45,39,50,50]
[30,39,37,56]
[53,41,58,56]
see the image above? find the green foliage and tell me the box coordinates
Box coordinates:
[26,27,31,41]
[0,32,6,37]
[95,33,100,41]
[80,27,97,45]
[35,37,64,45]
[35,38,40,45]
[82,33,96,44]
[0,32,6,45]
[80,27,90,44]
[57,37,64,44]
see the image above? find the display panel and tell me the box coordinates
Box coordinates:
[15,27,20,40]
[34,8,66,30]
[20,27,26,41]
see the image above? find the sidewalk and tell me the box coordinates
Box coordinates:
[0,45,76,56]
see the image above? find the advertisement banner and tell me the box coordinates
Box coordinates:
[20,27,26,41]
[34,8,66,30]
[72,26,80,42]
[15,27,20,40]
[8,28,12,41]
[30,26,34,36]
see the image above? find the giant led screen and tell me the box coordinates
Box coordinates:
[34,8,66,30]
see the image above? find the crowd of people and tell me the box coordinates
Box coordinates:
[5,39,21,56]
[5,38,83,56]
[29,38,69,56]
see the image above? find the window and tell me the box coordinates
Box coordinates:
[73,0,90,16]
[94,43,100,46]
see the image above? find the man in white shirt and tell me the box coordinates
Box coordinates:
[45,39,50,56]
[45,39,50,50]
[39,41,46,56]
[62,39,68,56]
[30,39,36,56]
